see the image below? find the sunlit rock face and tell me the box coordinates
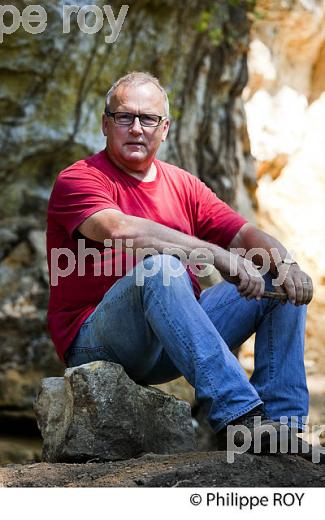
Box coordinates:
[241,1,325,399]
[0,1,255,422]
[244,0,325,283]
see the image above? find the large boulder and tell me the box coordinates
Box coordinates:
[34,361,197,462]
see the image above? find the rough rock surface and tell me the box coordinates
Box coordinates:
[34,361,197,462]
[242,0,325,385]
[247,0,325,101]
[1,451,325,487]
[244,0,325,283]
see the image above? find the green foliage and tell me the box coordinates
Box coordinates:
[195,1,256,48]
[196,4,227,47]
[251,9,266,20]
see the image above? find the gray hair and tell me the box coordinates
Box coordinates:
[104,71,170,117]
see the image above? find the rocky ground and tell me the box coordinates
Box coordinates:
[1,451,325,488]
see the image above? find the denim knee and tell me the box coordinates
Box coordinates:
[136,254,188,288]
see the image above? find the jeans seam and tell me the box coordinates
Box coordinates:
[203,295,242,315]
[69,346,105,354]
[268,312,275,381]
[216,399,263,432]
[200,365,227,416]
[145,284,196,381]
[144,281,225,413]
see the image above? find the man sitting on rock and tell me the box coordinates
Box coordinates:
[47,71,313,456]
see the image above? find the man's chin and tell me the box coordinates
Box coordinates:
[122,152,148,165]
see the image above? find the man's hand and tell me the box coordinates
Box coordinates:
[218,252,265,301]
[228,224,314,306]
[274,263,313,305]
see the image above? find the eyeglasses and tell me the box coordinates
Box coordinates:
[105,111,167,127]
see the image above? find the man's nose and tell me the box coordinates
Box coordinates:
[129,116,143,134]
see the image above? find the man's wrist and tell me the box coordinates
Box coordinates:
[212,247,231,273]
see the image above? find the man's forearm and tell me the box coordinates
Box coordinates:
[232,224,295,274]
[79,208,230,268]
[108,212,230,271]
[78,210,266,299]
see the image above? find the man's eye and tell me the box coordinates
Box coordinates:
[141,115,159,125]
[116,113,133,123]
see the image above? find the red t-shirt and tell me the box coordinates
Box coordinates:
[47,150,247,361]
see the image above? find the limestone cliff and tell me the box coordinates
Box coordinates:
[240,0,325,443]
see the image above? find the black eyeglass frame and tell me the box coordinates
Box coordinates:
[105,110,168,127]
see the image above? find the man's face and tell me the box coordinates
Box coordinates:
[102,82,170,173]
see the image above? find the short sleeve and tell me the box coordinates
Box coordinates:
[194,178,247,249]
[48,166,121,238]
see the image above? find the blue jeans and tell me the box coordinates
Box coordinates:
[65,254,309,433]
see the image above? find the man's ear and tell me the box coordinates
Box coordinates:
[161,119,170,142]
[102,113,108,136]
